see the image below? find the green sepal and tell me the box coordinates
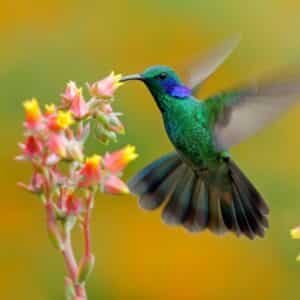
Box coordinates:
[77,254,95,284]
[65,277,76,300]
[96,111,110,128]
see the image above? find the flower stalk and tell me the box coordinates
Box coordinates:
[17,72,137,299]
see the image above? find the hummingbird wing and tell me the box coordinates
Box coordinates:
[185,36,240,93]
[208,71,300,150]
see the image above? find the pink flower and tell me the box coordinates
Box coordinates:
[47,111,74,132]
[79,155,102,187]
[70,91,88,119]
[23,136,43,158]
[103,145,138,173]
[65,194,83,216]
[98,104,124,134]
[47,134,67,158]
[104,175,129,194]
[88,72,123,98]
[62,81,80,103]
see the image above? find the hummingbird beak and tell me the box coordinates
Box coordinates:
[120,74,143,82]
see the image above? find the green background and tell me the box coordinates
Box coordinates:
[2,0,300,299]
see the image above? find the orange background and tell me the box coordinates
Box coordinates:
[2,1,300,299]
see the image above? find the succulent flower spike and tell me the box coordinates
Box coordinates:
[17,73,137,299]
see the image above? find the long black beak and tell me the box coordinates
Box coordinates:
[120,74,143,82]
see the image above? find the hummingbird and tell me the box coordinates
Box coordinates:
[121,38,300,239]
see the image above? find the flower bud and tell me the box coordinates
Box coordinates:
[62,81,80,104]
[47,133,68,158]
[95,128,117,144]
[23,98,43,130]
[96,111,110,127]
[104,175,130,194]
[70,89,89,119]
[103,145,138,173]
[77,254,95,283]
[22,136,43,159]
[108,115,125,134]
[88,71,123,98]
[79,155,102,187]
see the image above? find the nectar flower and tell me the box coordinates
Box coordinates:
[104,145,138,173]
[18,74,137,299]
[88,71,123,98]
[79,154,102,187]
[104,175,129,194]
[47,134,67,158]
[23,98,43,129]
[48,111,74,131]
[23,136,43,158]
[70,90,88,119]
[56,111,74,129]
[44,104,56,116]
[62,81,80,103]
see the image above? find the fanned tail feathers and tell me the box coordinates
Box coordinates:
[128,152,269,239]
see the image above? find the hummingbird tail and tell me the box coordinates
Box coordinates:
[128,153,269,239]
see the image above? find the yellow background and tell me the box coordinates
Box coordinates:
[2,0,300,299]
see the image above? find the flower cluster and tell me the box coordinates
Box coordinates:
[17,72,137,300]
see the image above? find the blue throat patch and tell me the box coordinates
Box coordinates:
[161,78,192,98]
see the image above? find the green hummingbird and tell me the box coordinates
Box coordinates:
[121,38,300,239]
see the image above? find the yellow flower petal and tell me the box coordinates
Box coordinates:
[85,154,102,169]
[56,110,74,129]
[123,145,138,162]
[111,71,124,88]
[23,98,41,119]
[45,103,56,115]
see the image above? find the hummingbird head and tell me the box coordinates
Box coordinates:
[121,65,192,101]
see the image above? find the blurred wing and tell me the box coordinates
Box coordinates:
[210,72,300,150]
[186,36,240,92]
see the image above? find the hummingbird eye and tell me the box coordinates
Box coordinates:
[157,72,168,80]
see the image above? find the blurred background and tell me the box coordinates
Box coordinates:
[3,0,300,299]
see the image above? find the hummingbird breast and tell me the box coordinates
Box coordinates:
[162,98,220,168]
